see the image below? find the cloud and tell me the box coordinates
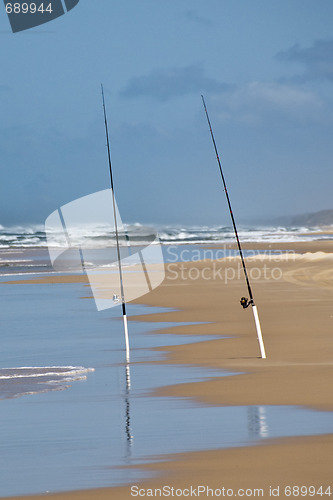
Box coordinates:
[214,81,323,126]
[184,10,212,26]
[242,81,320,109]
[276,39,333,82]
[120,64,230,101]
[0,84,11,92]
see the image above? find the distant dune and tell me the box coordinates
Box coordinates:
[290,209,333,227]
[271,209,333,227]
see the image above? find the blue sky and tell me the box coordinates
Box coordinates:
[1,0,333,226]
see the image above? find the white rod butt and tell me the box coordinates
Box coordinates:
[252,305,266,359]
[123,314,130,363]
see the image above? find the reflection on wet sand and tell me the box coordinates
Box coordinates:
[248,406,269,438]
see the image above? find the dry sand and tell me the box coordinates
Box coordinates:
[2,241,333,499]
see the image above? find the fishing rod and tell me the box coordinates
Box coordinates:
[201,95,266,359]
[101,84,130,363]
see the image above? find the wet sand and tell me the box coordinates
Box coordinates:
[2,240,333,499]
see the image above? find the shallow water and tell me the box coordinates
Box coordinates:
[0,277,332,496]
[0,243,302,277]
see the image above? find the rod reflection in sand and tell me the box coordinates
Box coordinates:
[124,363,133,454]
[248,406,269,438]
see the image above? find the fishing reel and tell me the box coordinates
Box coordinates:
[112,294,120,304]
[240,297,253,309]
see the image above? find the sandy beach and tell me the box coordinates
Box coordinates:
[2,240,333,499]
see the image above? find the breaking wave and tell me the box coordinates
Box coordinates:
[0,222,332,249]
[0,366,95,399]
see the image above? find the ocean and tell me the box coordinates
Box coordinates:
[0,222,331,249]
[0,222,331,277]
[0,222,332,496]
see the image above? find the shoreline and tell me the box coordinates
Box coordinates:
[130,241,333,412]
[1,241,333,498]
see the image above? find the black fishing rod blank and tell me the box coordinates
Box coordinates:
[201,95,266,359]
[101,84,130,363]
